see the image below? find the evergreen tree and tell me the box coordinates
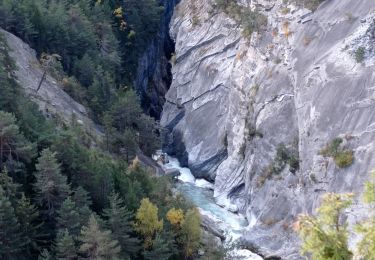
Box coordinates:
[1,168,44,255]
[56,197,81,238]
[72,186,92,225]
[34,148,70,218]
[138,114,161,156]
[296,193,353,260]
[143,232,175,260]
[135,198,163,249]
[16,193,44,255]
[0,186,24,258]
[110,90,143,132]
[87,66,114,118]
[38,249,53,260]
[0,167,20,204]
[103,193,141,258]
[54,229,78,260]
[79,214,121,259]
[0,111,35,171]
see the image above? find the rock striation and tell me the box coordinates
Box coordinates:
[161,0,375,257]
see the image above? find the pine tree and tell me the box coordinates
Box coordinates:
[0,167,19,204]
[110,90,143,132]
[103,193,141,258]
[135,198,163,249]
[79,214,121,259]
[56,197,81,237]
[1,168,43,255]
[16,193,44,255]
[34,148,70,218]
[54,229,78,260]
[143,232,175,260]
[72,186,92,225]
[296,193,353,260]
[0,111,35,171]
[0,186,24,258]
[38,248,53,260]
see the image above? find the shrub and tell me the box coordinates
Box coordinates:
[291,0,325,11]
[213,0,267,37]
[320,137,342,157]
[355,47,365,63]
[320,137,354,168]
[334,150,354,168]
[257,143,300,187]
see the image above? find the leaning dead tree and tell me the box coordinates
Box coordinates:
[36,53,62,92]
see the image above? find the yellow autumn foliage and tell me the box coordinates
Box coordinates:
[166,208,184,227]
[134,198,163,248]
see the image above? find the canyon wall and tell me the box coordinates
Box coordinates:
[161,0,375,257]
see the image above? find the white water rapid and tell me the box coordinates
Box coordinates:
[159,155,263,260]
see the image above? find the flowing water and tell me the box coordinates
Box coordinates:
[160,155,263,259]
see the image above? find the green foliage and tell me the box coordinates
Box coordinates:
[296,193,353,260]
[38,249,53,260]
[0,111,36,172]
[118,0,164,82]
[107,90,161,157]
[334,150,354,168]
[290,0,326,11]
[54,229,78,260]
[143,232,176,260]
[320,138,354,168]
[15,193,44,255]
[34,149,70,218]
[180,208,201,258]
[0,186,24,258]
[356,171,375,259]
[0,2,196,258]
[260,143,300,185]
[103,192,141,259]
[71,186,92,225]
[355,47,365,63]
[79,214,121,259]
[56,197,82,238]
[0,169,44,256]
[213,0,267,37]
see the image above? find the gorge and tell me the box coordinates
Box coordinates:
[143,0,375,258]
[0,0,375,259]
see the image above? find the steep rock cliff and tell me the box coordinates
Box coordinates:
[161,0,375,257]
[1,29,99,137]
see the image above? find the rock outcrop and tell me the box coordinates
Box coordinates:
[161,0,375,257]
[1,29,99,137]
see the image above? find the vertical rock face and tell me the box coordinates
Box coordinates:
[135,0,179,119]
[161,0,375,257]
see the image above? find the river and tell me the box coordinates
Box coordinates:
[159,155,263,260]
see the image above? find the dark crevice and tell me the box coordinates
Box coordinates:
[135,0,179,120]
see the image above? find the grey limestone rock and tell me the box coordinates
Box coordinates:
[161,0,375,257]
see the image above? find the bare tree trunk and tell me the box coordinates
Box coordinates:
[36,70,47,92]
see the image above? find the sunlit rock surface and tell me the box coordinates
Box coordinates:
[161,0,375,257]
